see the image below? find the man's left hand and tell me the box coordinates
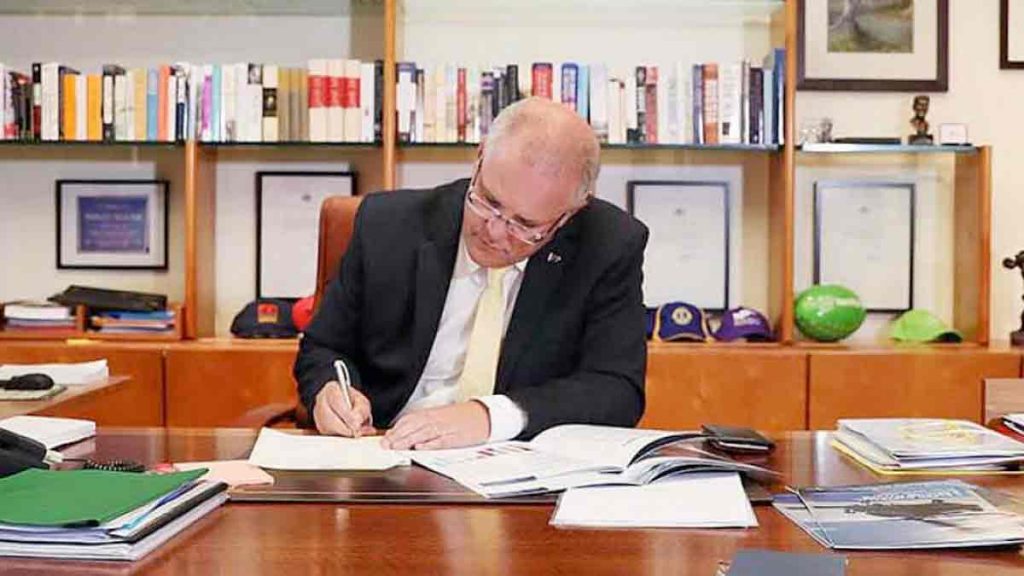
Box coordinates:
[381,401,491,450]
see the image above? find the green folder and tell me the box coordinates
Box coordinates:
[0,468,206,527]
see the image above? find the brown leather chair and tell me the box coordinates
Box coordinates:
[232,194,364,429]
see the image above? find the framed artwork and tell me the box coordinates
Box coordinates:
[626,180,731,311]
[1002,0,1024,69]
[813,181,915,312]
[798,0,949,92]
[256,171,356,299]
[56,179,169,270]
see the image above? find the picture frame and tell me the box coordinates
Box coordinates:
[626,180,731,312]
[56,179,169,270]
[798,0,949,92]
[256,171,357,299]
[813,181,915,312]
[1002,0,1024,69]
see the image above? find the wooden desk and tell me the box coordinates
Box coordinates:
[0,377,127,420]
[9,429,1024,575]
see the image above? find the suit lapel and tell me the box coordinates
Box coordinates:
[409,182,465,382]
[497,225,579,390]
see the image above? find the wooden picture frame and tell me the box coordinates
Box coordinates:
[798,0,949,92]
[1002,0,1024,69]
[56,179,169,270]
[626,180,731,312]
[256,171,357,300]
[813,180,916,312]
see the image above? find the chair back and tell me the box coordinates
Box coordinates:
[314,195,364,311]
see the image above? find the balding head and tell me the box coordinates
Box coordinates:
[483,97,600,201]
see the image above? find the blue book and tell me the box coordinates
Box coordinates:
[212,65,222,142]
[146,68,158,141]
[575,64,589,122]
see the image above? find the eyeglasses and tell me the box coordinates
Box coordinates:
[465,159,582,246]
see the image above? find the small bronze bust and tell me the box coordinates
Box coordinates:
[908,95,934,145]
[1002,251,1024,346]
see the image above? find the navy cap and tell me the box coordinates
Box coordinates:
[230,299,298,339]
[655,302,710,342]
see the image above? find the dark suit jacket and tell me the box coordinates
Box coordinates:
[294,179,649,438]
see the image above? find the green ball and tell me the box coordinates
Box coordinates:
[794,284,866,342]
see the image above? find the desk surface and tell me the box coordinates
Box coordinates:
[0,377,127,420]
[10,428,1024,575]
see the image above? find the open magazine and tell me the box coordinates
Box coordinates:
[774,480,1024,550]
[410,424,776,498]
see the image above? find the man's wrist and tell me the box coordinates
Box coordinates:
[475,395,527,442]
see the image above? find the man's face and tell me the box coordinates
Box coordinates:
[462,152,582,269]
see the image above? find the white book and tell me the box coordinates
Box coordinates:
[246,63,263,143]
[676,62,692,144]
[589,63,608,142]
[123,70,135,140]
[606,78,623,145]
[718,62,742,144]
[327,59,345,142]
[222,63,236,142]
[114,72,127,140]
[40,62,60,141]
[342,59,360,142]
[624,72,638,132]
[551,473,758,529]
[413,65,424,143]
[421,64,435,143]
[75,74,87,141]
[445,65,458,143]
[308,59,328,142]
[551,61,562,104]
[359,61,374,143]
[467,66,480,143]
[262,64,279,142]
[741,60,750,144]
[430,66,444,143]
[0,415,95,449]
[233,63,249,142]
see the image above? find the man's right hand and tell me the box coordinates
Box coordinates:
[313,381,375,437]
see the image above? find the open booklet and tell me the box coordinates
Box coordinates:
[410,424,776,498]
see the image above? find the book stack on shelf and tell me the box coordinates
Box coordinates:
[85,303,183,342]
[0,302,82,339]
[396,51,785,147]
[0,59,384,144]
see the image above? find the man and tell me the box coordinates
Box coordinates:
[294,97,648,450]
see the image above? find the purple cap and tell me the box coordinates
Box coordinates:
[713,307,773,342]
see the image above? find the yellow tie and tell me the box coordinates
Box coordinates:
[457,267,509,402]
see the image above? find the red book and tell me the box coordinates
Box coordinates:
[645,66,658,144]
[457,68,467,142]
[308,68,325,110]
[329,74,344,110]
[344,70,360,109]
[531,63,553,99]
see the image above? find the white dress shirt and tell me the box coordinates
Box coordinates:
[394,236,529,441]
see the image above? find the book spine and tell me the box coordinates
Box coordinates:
[456,67,466,143]
[76,74,87,141]
[645,66,658,144]
[326,59,343,142]
[718,62,741,145]
[531,63,552,99]
[278,67,291,141]
[211,64,222,142]
[479,71,493,137]
[360,62,374,143]
[702,63,718,145]
[749,66,763,145]
[308,59,327,142]
[175,66,187,141]
[373,60,382,143]
[31,62,41,140]
[396,61,416,143]
[589,64,608,142]
[262,64,279,142]
[146,68,158,141]
[41,63,60,141]
[576,64,589,123]
[559,63,577,112]
[631,66,645,144]
[414,67,425,143]
[86,74,101,141]
[62,71,76,141]
[0,65,7,140]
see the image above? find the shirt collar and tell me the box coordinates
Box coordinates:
[453,232,528,281]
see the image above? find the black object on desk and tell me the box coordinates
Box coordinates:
[0,428,48,478]
[0,374,55,391]
[702,424,776,454]
[50,285,167,312]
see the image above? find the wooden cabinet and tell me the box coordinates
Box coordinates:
[640,343,807,431]
[807,346,1021,429]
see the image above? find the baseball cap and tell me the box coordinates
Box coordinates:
[713,306,773,342]
[654,302,710,342]
[230,299,298,339]
[890,309,962,343]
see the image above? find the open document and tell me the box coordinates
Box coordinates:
[247,428,410,471]
[410,424,775,498]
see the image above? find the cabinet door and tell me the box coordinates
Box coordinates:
[0,343,164,426]
[640,344,807,431]
[808,349,1021,429]
[165,343,298,427]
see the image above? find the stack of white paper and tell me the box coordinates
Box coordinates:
[0,415,96,449]
[0,359,109,385]
[550,472,758,529]
[247,428,410,471]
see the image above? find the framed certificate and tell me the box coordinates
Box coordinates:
[256,171,356,299]
[627,180,730,311]
[56,179,169,270]
[813,181,915,312]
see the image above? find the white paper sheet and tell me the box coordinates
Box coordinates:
[550,472,758,529]
[0,360,108,385]
[247,428,410,471]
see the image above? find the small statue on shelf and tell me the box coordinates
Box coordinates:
[908,95,934,145]
[1002,250,1024,346]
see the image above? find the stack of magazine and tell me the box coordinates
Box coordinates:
[410,424,775,498]
[0,468,226,561]
[833,419,1024,474]
[774,480,1024,550]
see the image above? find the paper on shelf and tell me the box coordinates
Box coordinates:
[0,360,108,385]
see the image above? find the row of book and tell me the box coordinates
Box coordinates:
[1,50,785,146]
[1,300,176,336]
[396,51,786,146]
[0,59,384,144]
[1,301,75,331]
